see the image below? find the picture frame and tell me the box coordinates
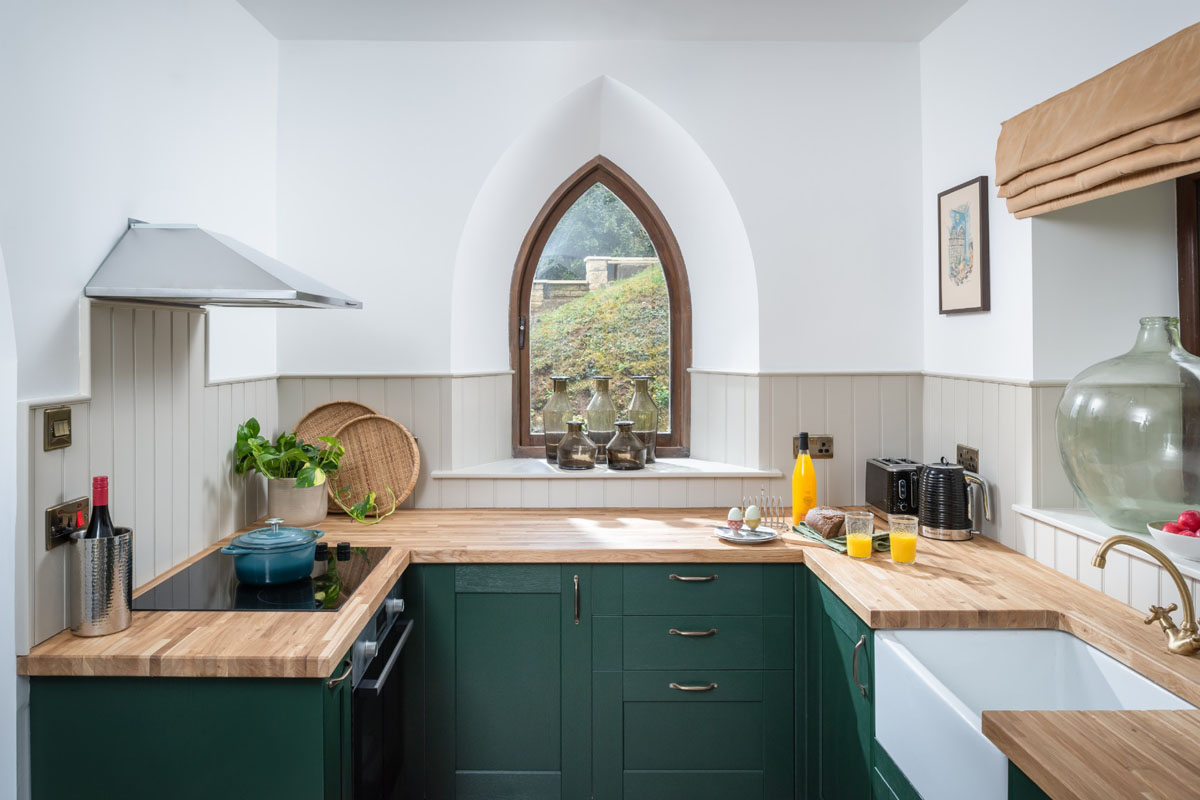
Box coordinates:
[937,176,990,314]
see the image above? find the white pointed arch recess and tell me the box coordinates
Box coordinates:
[449,76,758,374]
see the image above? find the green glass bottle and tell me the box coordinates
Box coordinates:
[585,376,617,463]
[541,376,572,462]
[628,376,659,463]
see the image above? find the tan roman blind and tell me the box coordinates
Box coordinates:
[996,22,1200,218]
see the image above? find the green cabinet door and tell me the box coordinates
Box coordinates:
[807,578,874,800]
[1008,762,1052,800]
[421,564,590,800]
[29,655,353,800]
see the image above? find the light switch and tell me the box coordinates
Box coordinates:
[43,406,72,451]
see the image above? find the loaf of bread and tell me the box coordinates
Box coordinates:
[805,507,845,538]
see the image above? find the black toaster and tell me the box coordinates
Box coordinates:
[865,457,921,516]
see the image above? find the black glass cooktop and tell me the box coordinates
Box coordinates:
[134,546,390,612]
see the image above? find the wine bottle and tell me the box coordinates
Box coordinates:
[82,476,116,538]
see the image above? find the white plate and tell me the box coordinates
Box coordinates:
[713,525,779,544]
[1147,521,1200,562]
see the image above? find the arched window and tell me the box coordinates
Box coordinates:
[511,156,691,457]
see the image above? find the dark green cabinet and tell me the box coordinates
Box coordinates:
[29,654,354,800]
[415,564,590,799]
[591,563,798,799]
[1008,762,1052,800]
[807,577,874,800]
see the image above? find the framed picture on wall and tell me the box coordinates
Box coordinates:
[937,176,990,314]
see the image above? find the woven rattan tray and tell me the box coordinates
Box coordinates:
[295,401,377,511]
[329,414,420,513]
[295,401,377,445]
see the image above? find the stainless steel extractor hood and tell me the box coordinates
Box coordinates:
[85,220,362,309]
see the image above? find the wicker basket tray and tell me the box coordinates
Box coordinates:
[295,401,377,445]
[295,401,377,512]
[329,414,420,514]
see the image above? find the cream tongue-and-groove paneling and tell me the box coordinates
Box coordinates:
[22,305,276,650]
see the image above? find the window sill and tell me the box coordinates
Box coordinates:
[432,458,782,480]
[1013,504,1200,583]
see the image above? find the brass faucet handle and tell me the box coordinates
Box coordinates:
[1144,603,1179,625]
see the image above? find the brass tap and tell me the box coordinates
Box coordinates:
[1092,535,1200,656]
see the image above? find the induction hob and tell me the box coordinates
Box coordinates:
[133,546,390,612]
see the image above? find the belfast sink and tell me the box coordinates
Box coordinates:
[875,629,1194,800]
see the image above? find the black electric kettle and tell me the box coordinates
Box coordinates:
[917,458,993,540]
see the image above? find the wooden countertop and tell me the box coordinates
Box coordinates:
[982,710,1200,800]
[19,508,1200,800]
[17,509,814,679]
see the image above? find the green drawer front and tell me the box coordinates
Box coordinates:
[624,702,764,770]
[624,771,764,799]
[622,616,764,670]
[623,564,763,615]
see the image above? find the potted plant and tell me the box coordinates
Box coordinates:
[234,418,344,527]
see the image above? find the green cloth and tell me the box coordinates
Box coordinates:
[793,523,891,553]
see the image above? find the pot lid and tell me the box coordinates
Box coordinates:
[230,518,322,551]
[923,457,963,473]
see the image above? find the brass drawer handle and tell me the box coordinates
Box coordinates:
[668,628,718,637]
[669,573,718,582]
[852,634,867,697]
[327,658,353,689]
[669,681,718,692]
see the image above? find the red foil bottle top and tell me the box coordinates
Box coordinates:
[93,475,109,506]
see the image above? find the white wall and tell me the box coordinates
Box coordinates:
[1031,182,1179,380]
[275,41,924,376]
[920,0,1199,382]
[0,0,280,401]
[0,243,20,800]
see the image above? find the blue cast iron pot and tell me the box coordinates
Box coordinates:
[220,518,324,586]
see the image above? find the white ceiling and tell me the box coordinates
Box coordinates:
[236,0,967,42]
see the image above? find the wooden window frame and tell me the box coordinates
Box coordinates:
[510,156,692,458]
[1179,172,1200,354]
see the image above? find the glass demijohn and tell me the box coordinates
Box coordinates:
[586,377,617,463]
[542,376,573,462]
[557,420,597,470]
[606,421,646,470]
[627,376,659,462]
[1056,316,1200,532]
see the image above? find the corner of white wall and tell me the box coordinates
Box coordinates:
[0,242,23,799]
[448,75,759,375]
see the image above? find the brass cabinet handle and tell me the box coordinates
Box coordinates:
[669,682,718,692]
[669,573,718,582]
[668,628,718,637]
[852,634,867,697]
[327,658,353,689]
[573,574,580,625]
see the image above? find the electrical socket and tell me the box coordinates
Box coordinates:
[956,444,979,473]
[795,434,834,460]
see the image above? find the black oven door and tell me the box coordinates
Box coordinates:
[353,617,414,799]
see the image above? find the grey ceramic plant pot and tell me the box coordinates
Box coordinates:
[266,479,329,528]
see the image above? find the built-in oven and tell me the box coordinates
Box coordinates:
[351,576,412,799]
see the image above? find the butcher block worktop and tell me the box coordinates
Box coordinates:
[18,508,1200,800]
[982,709,1200,800]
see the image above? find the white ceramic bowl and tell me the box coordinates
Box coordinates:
[1147,521,1200,562]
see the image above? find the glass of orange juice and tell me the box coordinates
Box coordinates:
[889,514,919,564]
[844,511,875,559]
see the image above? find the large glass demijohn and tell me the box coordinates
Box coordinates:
[1056,317,1200,532]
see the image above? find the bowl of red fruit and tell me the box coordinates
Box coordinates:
[1147,510,1200,562]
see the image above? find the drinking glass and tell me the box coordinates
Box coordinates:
[888,514,919,564]
[844,511,875,559]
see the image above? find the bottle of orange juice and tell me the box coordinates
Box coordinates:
[791,432,817,526]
